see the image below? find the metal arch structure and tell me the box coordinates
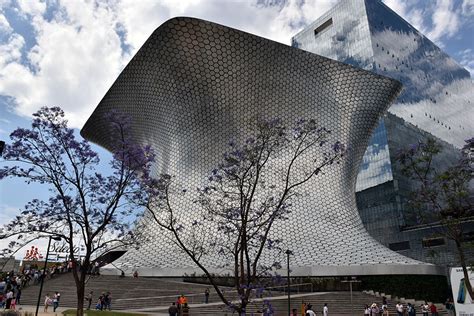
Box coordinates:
[81,17,443,276]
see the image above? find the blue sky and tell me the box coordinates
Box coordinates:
[0,0,473,253]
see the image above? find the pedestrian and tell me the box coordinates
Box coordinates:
[291,308,298,316]
[0,292,5,309]
[382,297,388,311]
[422,301,429,316]
[15,287,21,305]
[364,304,371,315]
[168,302,178,316]
[53,291,60,312]
[445,298,455,316]
[104,292,112,310]
[430,303,437,316]
[10,297,16,310]
[5,289,13,309]
[370,303,379,316]
[86,291,93,310]
[407,303,416,316]
[100,293,106,310]
[44,294,52,313]
[382,306,389,316]
[95,297,102,310]
[133,270,138,278]
[306,304,316,316]
[395,302,404,316]
[204,288,210,304]
[182,302,190,316]
[323,303,328,316]
[177,294,187,311]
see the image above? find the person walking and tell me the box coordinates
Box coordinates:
[370,303,379,316]
[305,304,316,316]
[15,287,21,305]
[5,289,13,309]
[86,291,93,310]
[382,297,388,311]
[407,303,416,316]
[53,291,60,312]
[422,301,429,316]
[430,303,437,316]
[168,302,178,316]
[177,294,187,314]
[445,298,455,316]
[204,288,210,304]
[44,294,52,313]
[395,302,404,316]
[104,292,112,310]
[323,303,328,316]
[10,297,16,310]
[182,303,190,316]
[364,304,371,315]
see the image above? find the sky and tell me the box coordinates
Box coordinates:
[0,0,473,257]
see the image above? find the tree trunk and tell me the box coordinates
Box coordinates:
[76,281,85,316]
[456,239,474,299]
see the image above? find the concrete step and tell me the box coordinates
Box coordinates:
[18,274,449,315]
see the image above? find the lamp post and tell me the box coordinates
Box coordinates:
[285,249,292,316]
[341,277,361,316]
[0,140,5,156]
[35,235,61,316]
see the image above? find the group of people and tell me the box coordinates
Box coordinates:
[363,297,456,316]
[0,261,72,311]
[299,303,328,316]
[0,270,23,310]
[168,294,190,316]
[43,291,61,313]
[85,290,112,311]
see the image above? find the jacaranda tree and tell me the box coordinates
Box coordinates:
[0,107,154,315]
[396,137,474,298]
[144,118,346,314]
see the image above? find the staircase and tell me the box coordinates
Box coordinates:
[19,274,449,315]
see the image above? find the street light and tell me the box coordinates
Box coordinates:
[0,140,5,156]
[35,235,61,316]
[285,249,292,316]
[341,277,361,316]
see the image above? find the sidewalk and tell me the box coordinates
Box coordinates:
[12,305,161,316]
[10,305,68,316]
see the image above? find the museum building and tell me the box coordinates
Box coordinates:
[81,0,473,276]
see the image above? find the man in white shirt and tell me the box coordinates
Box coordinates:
[323,303,328,316]
[306,304,316,316]
[396,302,404,316]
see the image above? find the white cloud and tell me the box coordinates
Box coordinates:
[0,33,24,67]
[389,78,474,147]
[458,48,474,77]
[0,0,340,128]
[426,0,460,42]
[462,0,474,17]
[382,0,427,33]
[383,0,468,46]
[16,0,46,17]
[0,13,12,33]
[0,1,126,127]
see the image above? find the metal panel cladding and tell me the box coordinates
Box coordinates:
[81,17,442,276]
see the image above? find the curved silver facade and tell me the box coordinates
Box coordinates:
[81,17,443,276]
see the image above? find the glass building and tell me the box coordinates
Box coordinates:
[292,0,474,266]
